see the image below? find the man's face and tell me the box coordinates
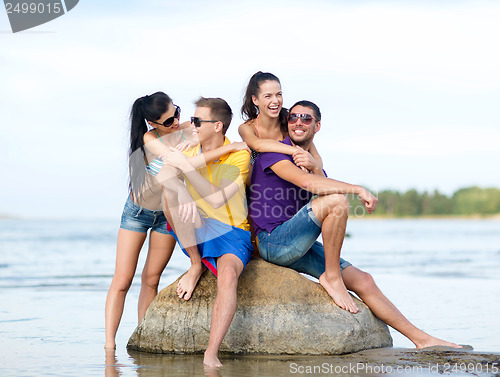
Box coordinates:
[191,106,219,144]
[287,105,320,147]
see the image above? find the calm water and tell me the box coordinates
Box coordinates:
[1,218,499,376]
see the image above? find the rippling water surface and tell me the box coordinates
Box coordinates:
[1,218,499,376]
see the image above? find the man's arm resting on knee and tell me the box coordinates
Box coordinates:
[269,160,378,213]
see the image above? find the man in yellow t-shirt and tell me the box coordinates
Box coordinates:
[167,97,252,367]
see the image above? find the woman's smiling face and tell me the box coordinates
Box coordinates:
[252,80,283,118]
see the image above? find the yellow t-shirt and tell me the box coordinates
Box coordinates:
[183,137,251,231]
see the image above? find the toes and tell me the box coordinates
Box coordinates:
[177,286,186,299]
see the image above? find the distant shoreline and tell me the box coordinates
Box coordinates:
[0,215,117,221]
[1,214,499,221]
[350,214,500,221]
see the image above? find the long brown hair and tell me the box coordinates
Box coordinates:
[241,71,288,134]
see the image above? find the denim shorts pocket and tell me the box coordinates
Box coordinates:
[123,197,141,217]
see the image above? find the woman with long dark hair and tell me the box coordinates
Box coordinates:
[105,92,247,349]
[239,71,324,176]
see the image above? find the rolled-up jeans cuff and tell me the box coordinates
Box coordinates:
[306,201,322,228]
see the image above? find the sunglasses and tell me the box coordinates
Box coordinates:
[287,113,315,125]
[152,105,181,128]
[190,117,219,128]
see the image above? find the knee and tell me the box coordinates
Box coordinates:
[141,271,160,290]
[217,267,239,291]
[324,194,350,218]
[110,276,133,293]
[353,271,377,296]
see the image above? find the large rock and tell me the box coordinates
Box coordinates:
[127,258,392,355]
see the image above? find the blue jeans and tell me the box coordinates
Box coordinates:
[256,201,351,279]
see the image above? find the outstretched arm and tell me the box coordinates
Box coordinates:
[146,131,248,170]
[185,142,249,169]
[164,149,246,209]
[238,121,298,155]
[270,159,378,213]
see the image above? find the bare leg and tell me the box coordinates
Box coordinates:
[203,254,244,367]
[342,266,460,348]
[138,231,176,322]
[104,229,146,349]
[162,186,204,301]
[311,194,358,313]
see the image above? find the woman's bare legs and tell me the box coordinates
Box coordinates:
[138,231,176,321]
[105,229,146,350]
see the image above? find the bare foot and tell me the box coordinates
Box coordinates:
[319,273,359,313]
[177,263,204,300]
[416,335,462,349]
[203,351,222,367]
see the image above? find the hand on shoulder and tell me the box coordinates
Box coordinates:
[231,141,250,153]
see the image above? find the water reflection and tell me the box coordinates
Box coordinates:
[121,350,304,377]
[103,348,500,377]
[121,350,373,377]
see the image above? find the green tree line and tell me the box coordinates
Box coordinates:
[349,186,500,217]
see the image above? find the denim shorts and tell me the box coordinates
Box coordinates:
[120,196,175,236]
[256,201,351,279]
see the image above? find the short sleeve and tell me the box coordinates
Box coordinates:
[257,151,293,173]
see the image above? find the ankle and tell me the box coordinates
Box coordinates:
[104,342,116,350]
[204,347,218,357]
[321,271,342,282]
[189,261,203,271]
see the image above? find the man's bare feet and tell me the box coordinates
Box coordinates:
[203,350,222,367]
[177,263,204,300]
[319,272,359,313]
[415,335,462,349]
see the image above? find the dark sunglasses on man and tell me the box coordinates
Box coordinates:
[287,113,316,125]
[190,117,219,128]
[151,105,181,127]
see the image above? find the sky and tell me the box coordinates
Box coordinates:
[1,0,499,219]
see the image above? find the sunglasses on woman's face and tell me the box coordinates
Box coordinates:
[287,113,315,125]
[190,117,219,128]
[152,105,181,127]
